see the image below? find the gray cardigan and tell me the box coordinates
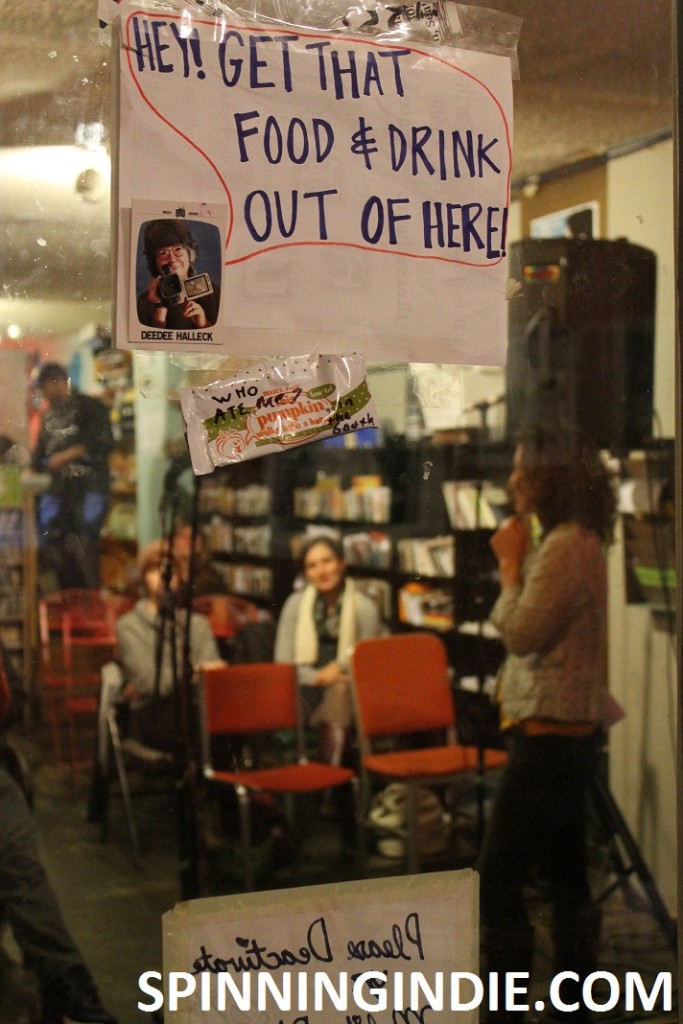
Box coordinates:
[116,599,219,703]
[490,521,608,725]
[274,587,386,686]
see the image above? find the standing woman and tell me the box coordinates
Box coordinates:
[479,429,616,1020]
[274,537,387,766]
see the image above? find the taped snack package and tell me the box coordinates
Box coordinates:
[181,352,379,474]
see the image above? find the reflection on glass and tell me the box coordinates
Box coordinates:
[0,4,677,1022]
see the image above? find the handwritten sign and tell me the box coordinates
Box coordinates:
[159,870,479,1022]
[114,8,512,362]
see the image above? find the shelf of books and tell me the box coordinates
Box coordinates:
[195,438,513,642]
[0,466,38,693]
[618,445,676,631]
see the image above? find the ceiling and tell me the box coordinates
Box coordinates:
[0,0,675,333]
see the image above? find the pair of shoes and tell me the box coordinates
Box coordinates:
[41,965,117,1024]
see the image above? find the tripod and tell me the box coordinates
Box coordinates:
[156,461,204,901]
[588,747,677,952]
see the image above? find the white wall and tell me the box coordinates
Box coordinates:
[409,142,679,910]
[605,139,677,910]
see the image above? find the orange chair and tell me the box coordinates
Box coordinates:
[351,632,508,873]
[199,662,356,889]
[40,587,117,644]
[38,590,117,783]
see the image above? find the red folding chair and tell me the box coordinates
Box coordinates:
[352,632,508,873]
[38,590,117,784]
[199,662,356,889]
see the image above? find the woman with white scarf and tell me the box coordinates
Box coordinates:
[274,536,386,766]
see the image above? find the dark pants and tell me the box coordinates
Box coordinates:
[479,730,599,968]
[37,488,108,590]
[127,697,176,754]
[0,767,83,984]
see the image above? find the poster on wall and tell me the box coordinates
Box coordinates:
[113,7,513,363]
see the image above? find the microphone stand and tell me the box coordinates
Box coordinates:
[177,470,204,901]
[157,459,202,901]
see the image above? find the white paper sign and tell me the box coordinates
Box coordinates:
[115,9,512,362]
[161,870,479,1022]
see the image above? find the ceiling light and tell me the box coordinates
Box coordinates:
[75,167,106,203]
[522,177,541,199]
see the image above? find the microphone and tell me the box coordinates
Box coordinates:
[160,437,192,508]
[164,453,192,488]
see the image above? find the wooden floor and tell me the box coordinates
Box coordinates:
[1,730,678,1024]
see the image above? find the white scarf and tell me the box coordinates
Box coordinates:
[294,578,358,667]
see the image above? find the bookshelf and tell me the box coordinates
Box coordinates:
[0,467,39,692]
[618,443,675,631]
[196,438,513,659]
[198,455,287,610]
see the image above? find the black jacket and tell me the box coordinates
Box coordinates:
[32,391,114,494]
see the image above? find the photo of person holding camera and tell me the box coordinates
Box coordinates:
[137,218,221,330]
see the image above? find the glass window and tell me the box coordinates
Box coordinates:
[0,3,677,1022]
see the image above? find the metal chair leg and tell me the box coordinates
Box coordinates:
[108,713,142,866]
[237,785,254,890]
[406,782,420,875]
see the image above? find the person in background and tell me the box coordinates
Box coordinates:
[478,428,616,1022]
[0,642,117,1024]
[32,362,114,591]
[137,220,221,331]
[274,536,387,767]
[173,524,230,601]
[115,540,220,753]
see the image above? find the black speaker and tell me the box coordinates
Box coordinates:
[505,237,656,453]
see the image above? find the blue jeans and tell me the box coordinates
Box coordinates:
[37,489,109,589]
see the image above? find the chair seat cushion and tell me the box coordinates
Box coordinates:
[363,744,507,779]
[207,761,354,793]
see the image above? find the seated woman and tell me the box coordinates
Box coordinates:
[274,536,387,765]
[115,540,220,753]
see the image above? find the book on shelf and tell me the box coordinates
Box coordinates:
[0,509,22,535]
[342,531,392,569]
[233,524,271,557]
[442,481,509,530]
[205,517,234,554]
[199,482,236,516]
[289,526,342,560]
[351,474,382,491]
[0,467,21,508]
[200,483,271,517]
[293,475,391,523]
[398,582,454,631]
[212,562,273,598]
[397,535,454,577]
[234,484,271,517]
[352,577,393,620]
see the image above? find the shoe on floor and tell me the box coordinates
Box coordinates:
[41,965,117,1024]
